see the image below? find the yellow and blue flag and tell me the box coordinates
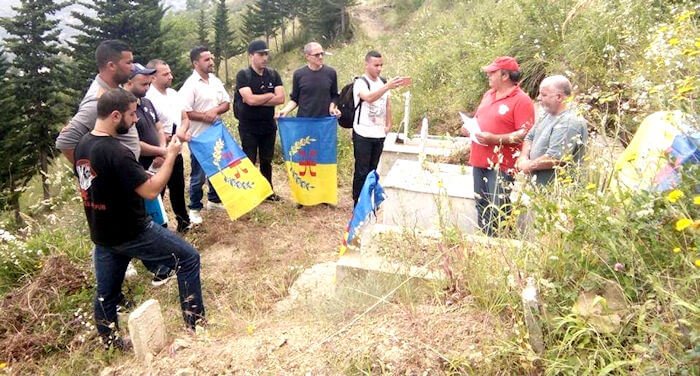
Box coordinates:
[278,117,338,205]
[189,120,272,220]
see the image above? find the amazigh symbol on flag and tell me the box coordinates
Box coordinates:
[278,117,338,205]
[189,120,272,220]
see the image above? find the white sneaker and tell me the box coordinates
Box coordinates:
[124,261,138,279]
[205,201,225,210]
[189,209,203,224]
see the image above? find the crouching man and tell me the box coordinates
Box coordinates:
[74,88,205,349]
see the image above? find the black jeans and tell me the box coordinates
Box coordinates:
[352,132,385,206]
[472,167,514,237]
[163,154,189,227]
[239,127,276,189]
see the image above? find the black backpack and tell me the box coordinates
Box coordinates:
[337,76,386,129]
[233,67,277,120]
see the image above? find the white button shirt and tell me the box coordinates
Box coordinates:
[178,70,231,137]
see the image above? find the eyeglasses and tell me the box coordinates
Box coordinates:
[309,52,325,58]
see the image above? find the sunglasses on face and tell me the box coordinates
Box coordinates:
[309,52,324,58]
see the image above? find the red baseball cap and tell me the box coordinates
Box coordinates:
[482,56,520,72]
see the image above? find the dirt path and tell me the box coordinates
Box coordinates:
[351,0,390,39]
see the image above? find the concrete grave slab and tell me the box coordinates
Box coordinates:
[378,132,469,174]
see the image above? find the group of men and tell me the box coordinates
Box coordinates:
[463,56,587,236]
[57,38,586,349]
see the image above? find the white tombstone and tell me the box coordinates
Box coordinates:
[127,299,167,362]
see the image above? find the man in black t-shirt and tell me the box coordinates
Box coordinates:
[74,88,205,349]
[277,42,341,118]
[236,40,286,201]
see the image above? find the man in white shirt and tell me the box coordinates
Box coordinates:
[178,46,231,224]
[146,59,191,232]
[352,50,409,206]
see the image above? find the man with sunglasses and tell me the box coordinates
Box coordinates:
[277,42,341,118]
[235,40,286,202]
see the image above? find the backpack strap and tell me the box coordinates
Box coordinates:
[355,76,371,126]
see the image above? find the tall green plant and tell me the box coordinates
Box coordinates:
[0,0,71,204]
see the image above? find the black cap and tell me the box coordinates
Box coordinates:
[130,63,156,79]
[247,40,270,54]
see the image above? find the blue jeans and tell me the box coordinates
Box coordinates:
[472,167,514,237]
[189,153,220,210]
[93,222,205,340]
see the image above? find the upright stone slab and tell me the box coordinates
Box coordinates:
[382,159,477,233]
[127,299,167,362]
[378,132,469,174]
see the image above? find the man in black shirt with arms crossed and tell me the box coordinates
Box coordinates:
[74,88,205,349]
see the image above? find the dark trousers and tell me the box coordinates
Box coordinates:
[472,167,514,237]
[352,132,385,206]
[162,154,189,227]
[239,128,276,189]
[93,222,204,340]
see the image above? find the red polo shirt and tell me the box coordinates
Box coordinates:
[469,86,534,171]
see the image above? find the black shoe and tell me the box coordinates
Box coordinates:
[102,334,132,351]
[266,193,282,202]
[176,221,191,234]
[152,268,176,287]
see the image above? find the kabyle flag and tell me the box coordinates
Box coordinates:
[278,117,338,206]
[340,170,386,256]
[188,119,272,220]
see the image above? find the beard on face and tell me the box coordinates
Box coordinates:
[116,117,131,134]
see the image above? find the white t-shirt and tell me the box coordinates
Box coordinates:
[146,86,183,136]
[178,70,231,137]
[353,75,389,139]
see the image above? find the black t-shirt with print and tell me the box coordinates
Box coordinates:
[236,67,283,134]
[74,133,150,246]
[290,65,339,118]
[135,97,161,169]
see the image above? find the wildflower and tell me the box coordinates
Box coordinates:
[586,183,596,190]
[695,259,700,268]
[614,262,625,272]
[667,189,685,203]
[673,247,681,253]
[675,218,693,231]
[246,323,255,335]
[694,195,700,205]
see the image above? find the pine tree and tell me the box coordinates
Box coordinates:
[68,0,182,94]
[301,0,356,42]
[213,0,235,84]
[0,0,71,203]
[0,48,27,221]
[197,7,210,47]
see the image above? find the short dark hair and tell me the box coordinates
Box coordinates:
[95,40,131,69]
[503,70,522,84]
[146,59,167,69]
[97,88,137,119]
[365,50,382,62]
[189,46,209,63]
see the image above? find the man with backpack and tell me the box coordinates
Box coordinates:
[235,40,286,202]
[350,50,409,206]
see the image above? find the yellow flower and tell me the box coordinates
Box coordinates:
[675,218,693,231]
[667,189,684,203]
[695,259,700,268]
[0,362,6,369]
[246,323,255,335]
[673,247,681,253]
[669,37,680,46]
[585,183,596,190]
[693,195,700,205]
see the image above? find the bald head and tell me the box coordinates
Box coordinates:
[540,75,572,96]
[303,42,322,55]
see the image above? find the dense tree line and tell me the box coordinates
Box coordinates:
[0,0,359,221]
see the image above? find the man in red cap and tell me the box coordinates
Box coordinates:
[461,56,534,236]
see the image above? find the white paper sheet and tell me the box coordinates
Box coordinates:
[459,112,485,145]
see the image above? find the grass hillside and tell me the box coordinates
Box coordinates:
[1,0,698,374]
